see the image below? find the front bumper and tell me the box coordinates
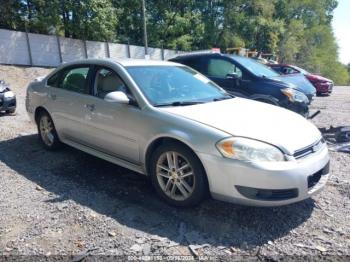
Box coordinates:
[198,145,330,206]
[314,82,333,94]
[0,93,16,112]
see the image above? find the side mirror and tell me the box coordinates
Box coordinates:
[226,73,239,79]
[104,91,130,104]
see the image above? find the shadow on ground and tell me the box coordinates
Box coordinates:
[0,135,315,248]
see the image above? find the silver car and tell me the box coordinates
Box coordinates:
[26,59,330,207]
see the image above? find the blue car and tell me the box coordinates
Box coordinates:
[170,53,316,117]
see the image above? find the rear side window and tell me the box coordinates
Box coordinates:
[59,67,90,94]
[270,66,281,73]
[282,66,299,74]
[208,58,242,78]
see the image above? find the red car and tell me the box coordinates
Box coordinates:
[269,64,333,95]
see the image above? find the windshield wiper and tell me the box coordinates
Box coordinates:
[154,101,205,107]
[213,94,234,102]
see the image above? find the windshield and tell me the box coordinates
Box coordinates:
[232,56,280,78]
[127,66,230,106]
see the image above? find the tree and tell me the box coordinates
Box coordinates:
[0,0,348,84]
[58,0,118,41]
[145,0,205,50]
[274,0,349,84]
[14,0,118,40]
[0,0,25,31]
[112,0,143,44]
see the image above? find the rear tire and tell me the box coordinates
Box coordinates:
[149,142,208,207]
[37,111,62,150]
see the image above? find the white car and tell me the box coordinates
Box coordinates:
[26,59,330,207]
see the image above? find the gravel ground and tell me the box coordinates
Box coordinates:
[0,65,349,260]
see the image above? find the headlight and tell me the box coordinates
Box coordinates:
[216,137,285,162]
[281,88,308,103]
[4,91,15,99]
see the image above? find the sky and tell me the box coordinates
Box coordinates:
[332,0,350,65]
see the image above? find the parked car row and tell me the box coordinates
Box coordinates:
[170,53,317,117]
[268,64,334,96]
[26,58,330,207]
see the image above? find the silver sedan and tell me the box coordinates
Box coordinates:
[26,59,330,207]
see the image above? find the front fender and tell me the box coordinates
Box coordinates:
[249,94,280,106]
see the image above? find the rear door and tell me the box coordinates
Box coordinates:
[46,65,95,143]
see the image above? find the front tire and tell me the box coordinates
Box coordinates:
[37,111,62,150]
[6,108,16,114]
[150,143,208,207]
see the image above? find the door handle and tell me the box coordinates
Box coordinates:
[84,104,95,111]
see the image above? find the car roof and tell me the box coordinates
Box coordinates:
[61,58,181,67]
[171,52,224,60]
[113,58,180,67]
[268,63,292,67]
[171,53,257,63]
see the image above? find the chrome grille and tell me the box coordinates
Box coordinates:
[329,83,333,91]
[293,138,325,159]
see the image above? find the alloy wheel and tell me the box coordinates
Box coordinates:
[156,151,195,201]
[39,115,55,146]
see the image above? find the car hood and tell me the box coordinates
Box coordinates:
[161,98,321,154]
[272,74,316,95]
[307,74,333,83]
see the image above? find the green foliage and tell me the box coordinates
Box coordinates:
[113,0,142,44]
[58,0,118,41]
[147,4,205,51]
[0,0,348,84]
[5,0,117,41]
[0,0,25,31]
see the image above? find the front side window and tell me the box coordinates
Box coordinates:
[47,73,59,87]
[60,67,90,94]
[94,68,130,99]
[127,66,229,106]
[207,58,242,78]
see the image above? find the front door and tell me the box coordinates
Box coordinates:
[80,66,141,164]
[205,57,246,96]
